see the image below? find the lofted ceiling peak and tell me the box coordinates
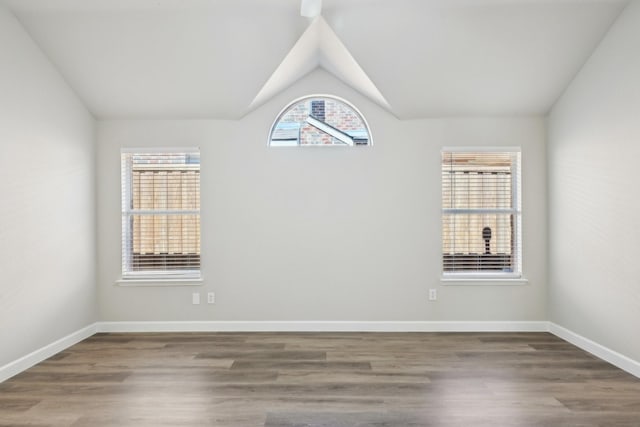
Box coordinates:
[248,15,391,114]
[3,0,628,119]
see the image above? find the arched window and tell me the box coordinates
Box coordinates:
[269,95,372,147]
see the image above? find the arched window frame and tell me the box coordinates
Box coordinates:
[268,94,373,147]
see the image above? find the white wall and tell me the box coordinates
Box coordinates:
[97,70,547,324]
[548,1,640,362]
[0,5,96,367]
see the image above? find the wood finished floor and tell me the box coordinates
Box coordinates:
[1,332,639,427]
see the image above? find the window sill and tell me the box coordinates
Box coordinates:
[441,275,528,286]
[116,277,203,287]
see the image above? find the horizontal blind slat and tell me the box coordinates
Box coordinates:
[441,150,521,275]
[121,150,201,277]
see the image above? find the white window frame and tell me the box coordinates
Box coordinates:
[441,147,523,282]
[120,147,202,283]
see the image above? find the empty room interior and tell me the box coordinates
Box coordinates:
[1,0,640,425]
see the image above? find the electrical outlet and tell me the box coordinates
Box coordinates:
[207,292,215,304]
[428,289,437,301]
[192,292,200,305]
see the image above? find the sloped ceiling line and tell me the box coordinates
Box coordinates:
[248,16,391,113]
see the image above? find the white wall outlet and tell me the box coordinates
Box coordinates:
[192,292,200,305]
[428,289,437,301]
[207,292,215,304]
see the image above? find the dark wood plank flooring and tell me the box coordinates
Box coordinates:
[1,332,639,426]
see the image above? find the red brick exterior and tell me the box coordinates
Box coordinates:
[276,97,369,145]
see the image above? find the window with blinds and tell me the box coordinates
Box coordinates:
[121,149,201,279]
[441,148,521,277]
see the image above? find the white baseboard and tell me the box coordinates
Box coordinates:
[0,323,97,383]
[6,321,637,384]
[96,320,549,333]
[548,322,640,379]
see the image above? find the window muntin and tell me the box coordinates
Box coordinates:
[269,95,371,146]
[441,149,522,277]
[121,149,201,279]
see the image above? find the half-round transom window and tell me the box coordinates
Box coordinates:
[269,95,372,147]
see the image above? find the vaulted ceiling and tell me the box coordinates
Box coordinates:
[3,0,629,119]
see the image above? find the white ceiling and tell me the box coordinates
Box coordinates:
[249,15,391,112]
[4,0,629,119]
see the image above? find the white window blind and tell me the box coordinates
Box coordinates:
[121,149,201,279]
[441,149,521,277]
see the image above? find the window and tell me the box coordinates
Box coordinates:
[441,148,521,278]
[269,95,371,146]
[121,148,201,280]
